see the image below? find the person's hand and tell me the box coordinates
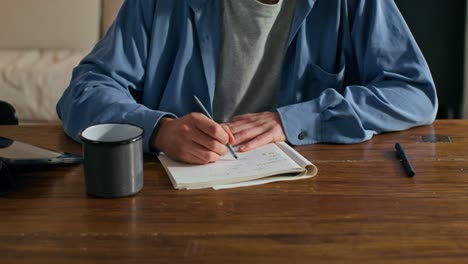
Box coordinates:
[227,112,286,152]
[152,114,235,164]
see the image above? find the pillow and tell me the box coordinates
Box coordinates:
[0,50,89,124]
[0,0,101,50]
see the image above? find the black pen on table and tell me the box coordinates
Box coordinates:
[395,143,415,177]
[193,95,238,160]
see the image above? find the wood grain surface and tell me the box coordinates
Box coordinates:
[0,120,467,263]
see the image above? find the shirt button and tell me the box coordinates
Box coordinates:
[298,131,307,141]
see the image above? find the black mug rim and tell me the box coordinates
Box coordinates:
[79,123,144,146]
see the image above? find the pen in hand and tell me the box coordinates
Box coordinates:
[193,95,238,160]
[395,143,415,177]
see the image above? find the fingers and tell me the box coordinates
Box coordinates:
[178,140,222,165]
[191,129,228,156]
[186,153,213,165]
[232,113,257,122]
[239,133,273,152]
[184,113,230,162]
[192,113,230,145]
[227,112,287,152]
[187,142,223,164]
[228,112,276,135]
[152,113,233,165]
[152,112,286,163]
[229,114,259,134]
[232,122,271,146]
[221,124,235,145]
[228,119,257,135]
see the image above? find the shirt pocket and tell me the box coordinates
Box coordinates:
[307,62,346,97]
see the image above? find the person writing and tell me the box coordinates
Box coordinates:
[57,0,437,164]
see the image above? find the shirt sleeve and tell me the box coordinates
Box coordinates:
[56,0,174,153]
[277,0,438,145]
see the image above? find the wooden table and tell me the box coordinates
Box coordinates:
[1,120,468,263]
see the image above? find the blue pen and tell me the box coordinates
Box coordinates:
[193,95,238,160]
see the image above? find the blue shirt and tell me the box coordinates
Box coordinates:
[57,0,438,153]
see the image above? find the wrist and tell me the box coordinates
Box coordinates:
[151,117,174,151]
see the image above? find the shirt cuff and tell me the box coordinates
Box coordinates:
[124,107,177,154]
[277,101,322,146]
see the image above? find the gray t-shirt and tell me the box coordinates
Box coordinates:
[213,0,296,123]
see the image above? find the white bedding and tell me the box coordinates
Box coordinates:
[0,49,88,124]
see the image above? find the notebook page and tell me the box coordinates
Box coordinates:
[276,142,313,168]
[212,143,317,190]
[158,143,304,189]
[212,174,313,190]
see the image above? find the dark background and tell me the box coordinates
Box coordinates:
[395,0,466,118]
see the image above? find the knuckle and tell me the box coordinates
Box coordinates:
[188,112,198,118]
[208,124,221,136]
[238,130,250,139]
[188,112,203,121]
[206,140,218,151]
[180,124,191,133]
[243,143,252,150]
[257,134,268,141]
[220,138,229,145]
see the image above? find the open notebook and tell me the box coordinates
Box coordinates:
[158,142,318,190]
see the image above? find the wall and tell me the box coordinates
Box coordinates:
[395,0,466,119]
[0,0,101,50]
